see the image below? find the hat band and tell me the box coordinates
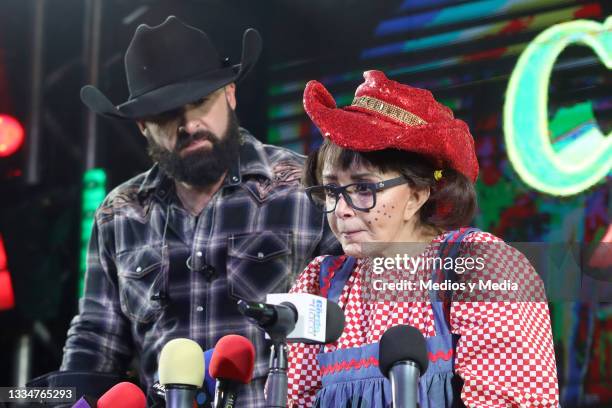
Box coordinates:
[351,96,427,127]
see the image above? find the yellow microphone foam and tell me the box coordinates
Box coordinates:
[158,338,205,387]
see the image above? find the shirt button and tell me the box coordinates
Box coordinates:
[136,266,142,273]
[196,251,203,257]
[257,252,264,259]
[196,306,204,312]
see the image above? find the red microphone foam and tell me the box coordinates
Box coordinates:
[209,334,255,384]
[97,382,146,408]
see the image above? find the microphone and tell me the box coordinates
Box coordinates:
[70,395,97,407]
[378,325,429,408]
[264,293,345,344]
[97,382,146,408]
[151,348,217,406]
[70,382,145,408]
[204,347,216,398]
[209,335,255,408]
[251,294,344,407]
[158,338,205,408]
[237,299,297,339]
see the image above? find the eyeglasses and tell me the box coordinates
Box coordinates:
[305,176,409,213]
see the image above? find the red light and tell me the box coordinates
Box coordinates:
[0,114,25,158]
[0,270,14,310]
[0,235,6,270]
[0,234,14,311]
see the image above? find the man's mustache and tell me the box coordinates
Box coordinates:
[175,129,218,151]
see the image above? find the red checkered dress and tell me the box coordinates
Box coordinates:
[287,231,559,407]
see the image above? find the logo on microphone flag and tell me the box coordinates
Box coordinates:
[307,297,323,338]
[266,293,328,343]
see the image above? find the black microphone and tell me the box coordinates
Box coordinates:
[238,295,345,344]
[245,294,346,408]
[237,300,297,338]
[378,325,429,408]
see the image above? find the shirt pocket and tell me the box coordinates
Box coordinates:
[227,231,293,302]
[116,244,166,323]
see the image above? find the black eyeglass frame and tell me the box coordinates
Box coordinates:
[305,176,409,213]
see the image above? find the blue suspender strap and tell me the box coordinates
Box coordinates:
[319,255,356,304]
[429,228,481,337]
[318,256,355,352]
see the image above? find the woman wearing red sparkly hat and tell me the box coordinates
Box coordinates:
[286,71,559,407]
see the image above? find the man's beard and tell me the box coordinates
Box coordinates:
[146,109,242,188]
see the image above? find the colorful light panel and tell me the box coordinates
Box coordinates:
[503,16,612,196]
[79,168,107,297]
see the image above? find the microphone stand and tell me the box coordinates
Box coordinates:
[389,361,420,408]
[265,340,288,408]
[263,309,295,408]
[236,299,294,408]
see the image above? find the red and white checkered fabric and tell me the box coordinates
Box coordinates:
[287,231,559,407]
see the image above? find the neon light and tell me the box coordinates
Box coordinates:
[0,234,6,270]
[0,235,14,311]
[363,5,601,59]
[0,114,25,158]
[381,0,567,36]
[503,16,612,196]
[0,270,15,311]
[79,168,107,297]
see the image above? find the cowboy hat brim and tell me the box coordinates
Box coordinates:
[81,28,262,120]
[303,80,479,182]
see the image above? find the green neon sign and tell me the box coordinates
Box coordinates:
[79,168,107,297]
[504,16,612,196]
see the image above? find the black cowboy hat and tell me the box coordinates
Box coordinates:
[80,15,262,120]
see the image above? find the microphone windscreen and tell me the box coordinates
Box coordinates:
[71,395,96,408]
[204,348,216,397]
[324,300,345,343]
[378,325,428,377]
[209,335,255,384]
[158,338,205,387]
[97,382,146,408]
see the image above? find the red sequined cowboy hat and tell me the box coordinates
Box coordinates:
[303,70,479,182]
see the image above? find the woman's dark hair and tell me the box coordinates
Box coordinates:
[302,138,477,230]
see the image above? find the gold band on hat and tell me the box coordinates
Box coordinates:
[351,96,427,126]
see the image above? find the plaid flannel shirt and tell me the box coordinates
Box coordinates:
[61,130,340,406]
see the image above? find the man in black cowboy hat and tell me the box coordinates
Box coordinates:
[42,16,338,406]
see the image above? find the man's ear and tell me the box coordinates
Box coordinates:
[136,121,148,137]
[224,83,237,110]
[403,187,430,222]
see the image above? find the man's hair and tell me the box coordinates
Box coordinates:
[302,138,477,230]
